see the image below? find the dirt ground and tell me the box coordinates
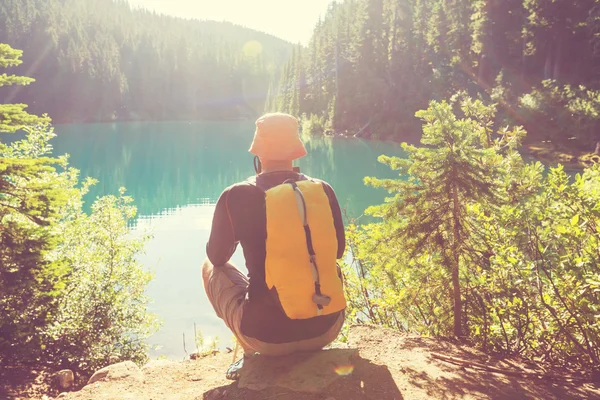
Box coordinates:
[3,325,600,400]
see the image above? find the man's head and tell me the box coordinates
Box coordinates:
[249,113,307,172]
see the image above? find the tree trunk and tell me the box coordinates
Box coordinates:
[451,182,463,338]
[544,45,553,80]
[553,39,562,81]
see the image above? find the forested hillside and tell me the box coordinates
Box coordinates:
[269,0,600,148]
[0,0,291,122]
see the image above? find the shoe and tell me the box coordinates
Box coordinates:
[226,355,247,380]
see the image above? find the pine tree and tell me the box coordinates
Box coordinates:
[1,0,292,123]
[1,44,160,370]
[365,99,507,337]
[266,0,599,145]
[0,44,49,132]
[0,44,68,363]
[353,0,385,133]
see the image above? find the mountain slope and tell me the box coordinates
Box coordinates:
[268,0,600,147]
[0,0,292,123]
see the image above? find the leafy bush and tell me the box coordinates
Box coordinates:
[194,328,220,356]
[467,164,600,367]
[43,188,160,374]
[0,155,70,364]
[0,44,159,375]
[343,95,600,369]
[0,44,72,364]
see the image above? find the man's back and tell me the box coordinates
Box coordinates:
[206,170,345,343]
[202,113,346,379]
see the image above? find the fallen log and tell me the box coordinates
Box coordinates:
[354,121,371,138]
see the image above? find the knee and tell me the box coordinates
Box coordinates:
[202,259,242,288]
[202,258,214,284]
[202,259,235,281]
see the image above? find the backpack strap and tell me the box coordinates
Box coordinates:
[287,181,332,316]
[253,172,307,193]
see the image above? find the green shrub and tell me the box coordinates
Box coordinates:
[0,44,159,375]
[344,94,600,369]
[42,189,160,375]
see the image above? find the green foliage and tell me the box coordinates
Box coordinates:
[0,44,159,376]
[519,81,600,148]
[0,119,57,159]
[0,43,49,133]
[43,189,160,374]
[357,97,523,337]
[194,329,220,356]
[0,156,71,363]
[301,113,327,135]
[345,95,600,369]
[0,42,70,364]
[466,163,600,367]
[267,0,600,146]
[0,0,292,123]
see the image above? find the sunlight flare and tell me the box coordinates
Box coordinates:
[334,364,354,376]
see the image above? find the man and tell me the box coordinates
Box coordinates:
[203,112,346,379]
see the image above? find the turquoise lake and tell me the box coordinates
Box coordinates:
[52,121,407,359]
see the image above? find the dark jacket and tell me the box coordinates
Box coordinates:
[206,170,345,343]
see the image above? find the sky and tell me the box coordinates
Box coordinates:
[126,0,333,44]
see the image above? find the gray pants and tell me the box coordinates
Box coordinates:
[202,259,344,356]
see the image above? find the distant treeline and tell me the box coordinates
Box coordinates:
[269,0,600,148]
[0,0,292,123]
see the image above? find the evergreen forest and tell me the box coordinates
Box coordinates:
[0,0,291,122]
[269,0,600,150]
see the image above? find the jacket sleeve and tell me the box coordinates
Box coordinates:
[322,183,346,259]
[206,187,238,266]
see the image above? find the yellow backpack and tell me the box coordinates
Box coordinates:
[263,179,346,320]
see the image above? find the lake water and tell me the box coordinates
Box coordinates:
[52,121,406,359]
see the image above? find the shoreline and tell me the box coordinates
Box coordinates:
[524,142,600,171]
[52,117,255,126]
[51,119,599,170]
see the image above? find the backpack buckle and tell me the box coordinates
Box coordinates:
[312,293,332,307]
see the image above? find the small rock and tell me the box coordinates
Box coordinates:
[326,341,350,350]
[190,350,219,360]
[88,361,144,385]
[57,393,69,398]
[55,369,74,389]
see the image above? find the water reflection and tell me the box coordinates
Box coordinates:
[52,121,406,359]
[53,121,405,218]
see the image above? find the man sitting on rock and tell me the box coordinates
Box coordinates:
[203,113,347,379]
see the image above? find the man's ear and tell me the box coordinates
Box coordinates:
[254,156,262,174]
